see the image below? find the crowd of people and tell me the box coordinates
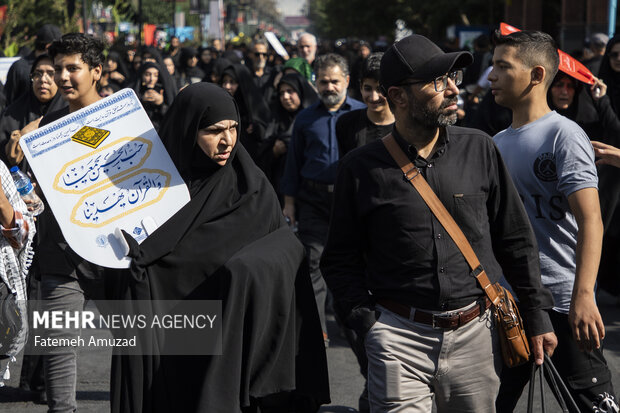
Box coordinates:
[0,21,617,413]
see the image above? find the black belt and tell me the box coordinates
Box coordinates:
[304,179,334,193]
[377,297,491,329]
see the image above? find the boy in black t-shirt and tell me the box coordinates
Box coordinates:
[38,33,105,413]
[336,53,394,157]
[333,52,395,413]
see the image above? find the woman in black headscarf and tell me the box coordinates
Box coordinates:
[132,61,174,131]
[598,35,620,117]
[210,56,232,84]
[547,71,620,142]
[220,63,272,161]
[105,50,130,87]
[179,47,206,86]
[140,45,165,66]
[162,54,184,91]
[197,46,215,81]
[104,82,329,413]
[257,73,318,203]
[547,70,620,297]
[0,54,67,168]
[129,46,178,97]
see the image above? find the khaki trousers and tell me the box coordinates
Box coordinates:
[365,302,501,413]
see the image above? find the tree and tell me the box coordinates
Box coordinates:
[308,0,504,41]
[141,0,174,25]
[2,0,78,54]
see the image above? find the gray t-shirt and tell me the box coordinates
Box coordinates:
[494,111,598,313]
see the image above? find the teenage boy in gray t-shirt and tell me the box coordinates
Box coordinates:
[489,30,618,412]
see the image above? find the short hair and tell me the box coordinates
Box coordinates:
[492,30,559,87]
[251,39,269,50]
[361,52,383,83]
[298,33,317,46]
[48,33,105,69]
[315,53,349,77]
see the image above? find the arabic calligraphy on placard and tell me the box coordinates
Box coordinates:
[54,137,152,194]
[26,97,137,157]
[70,169,170,228]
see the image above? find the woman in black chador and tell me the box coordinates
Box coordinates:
[257,73,318,204]
[104,82,329,413]
[0,54,67,167]
[132,61,173,131]
[179,47,206,86]
[220,63,272,161]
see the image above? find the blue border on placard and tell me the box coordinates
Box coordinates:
[25,89,142,158]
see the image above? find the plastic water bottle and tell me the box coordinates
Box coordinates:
[9,166,44,216]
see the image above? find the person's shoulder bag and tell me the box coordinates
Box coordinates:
[381,133,530,367]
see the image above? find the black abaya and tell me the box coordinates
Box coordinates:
[132,61,174,131]
[104,83,329,412]
[0,60,67,167]
[221,63,272,161]
[257,73,318,202]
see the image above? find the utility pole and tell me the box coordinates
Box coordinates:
[172,0,176,36]
[82,0,88,33]
[138,0,143,46]
[609,0,617,38]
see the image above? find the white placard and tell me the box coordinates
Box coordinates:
[19,89,190,269]
[265,31,289,59]
[0,57,21,84]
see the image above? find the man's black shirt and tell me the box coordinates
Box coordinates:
[321,125,553,336]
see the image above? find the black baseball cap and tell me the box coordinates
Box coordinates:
[380,34,473,90]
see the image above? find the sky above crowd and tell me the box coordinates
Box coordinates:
[276,0,303,16]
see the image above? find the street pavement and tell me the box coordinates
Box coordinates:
[1,291,619,412]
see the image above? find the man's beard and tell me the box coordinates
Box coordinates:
[321,89,346,107]
[408,91,458,128]
[254,60,266,70]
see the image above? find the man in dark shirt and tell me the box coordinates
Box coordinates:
[37,33,105,413]
[334,50,394,413]
[336,52,394,158]
[281,53,365,341]
[321,34,557,412]
[247,39,277,104]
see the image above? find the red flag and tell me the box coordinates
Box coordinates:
[499,22,519,35]
[499,22,595,85]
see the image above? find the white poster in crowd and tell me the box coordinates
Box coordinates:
[19,89,190,269]
[265,32,289,59]
[0,57,20,84]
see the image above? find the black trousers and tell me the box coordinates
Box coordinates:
[296,183,333,335]
[496,310,617,412]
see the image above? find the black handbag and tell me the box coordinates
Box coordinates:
[0,282,24,360]
[527,355,580,413]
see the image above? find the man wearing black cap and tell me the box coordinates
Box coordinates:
[4,24,62,105]
[321,34,557,412]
